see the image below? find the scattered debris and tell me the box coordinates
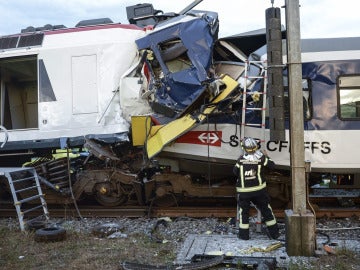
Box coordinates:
[323,244,336,255]
[191,254,277,270]
[150,218,171,243]
[235,241,283,254]
[107,232,128,239]
[91,223,123,238]
[121,255,224,270]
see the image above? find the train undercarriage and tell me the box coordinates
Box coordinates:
[1,137,358,212]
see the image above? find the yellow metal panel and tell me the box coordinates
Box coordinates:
[131,116,152,146]
[146,114,197,158]
[146,75,239,158]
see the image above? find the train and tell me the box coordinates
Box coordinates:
[0,1,359,209]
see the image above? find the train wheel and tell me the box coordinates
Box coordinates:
[95,192,127,207]
[94,182,130,207]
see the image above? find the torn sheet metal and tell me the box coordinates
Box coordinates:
[145,75,238,159]
[135,11,219,116]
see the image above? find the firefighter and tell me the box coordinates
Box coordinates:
[233,137,279,240]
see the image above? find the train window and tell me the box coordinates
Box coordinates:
[283,77,312,120]
[338,75,360,119]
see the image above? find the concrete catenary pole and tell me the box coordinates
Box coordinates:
[284,0,315,256]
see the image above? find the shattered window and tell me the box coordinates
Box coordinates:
[338,75,360,119]
[158,39,191,73]
[283,77,312,120]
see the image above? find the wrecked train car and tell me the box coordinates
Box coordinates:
[0,20,144,165]
[0,2,360,208]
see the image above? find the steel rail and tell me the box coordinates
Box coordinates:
[0,204,359,219]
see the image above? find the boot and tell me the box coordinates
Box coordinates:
[238,228,249,240]
[266,223,280,239]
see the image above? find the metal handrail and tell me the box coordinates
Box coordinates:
[0,125,8,148]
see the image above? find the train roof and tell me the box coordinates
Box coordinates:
[220,29,360,57]
[301,37,360,53]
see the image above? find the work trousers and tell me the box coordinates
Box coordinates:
[237,190,278,239]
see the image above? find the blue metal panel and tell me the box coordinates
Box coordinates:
[135,12,218,114]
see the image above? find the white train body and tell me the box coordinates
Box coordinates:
[0,24,145,152]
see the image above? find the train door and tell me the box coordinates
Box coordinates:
[0,55,38,130]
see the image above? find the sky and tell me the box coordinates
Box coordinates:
[0,0,359,39]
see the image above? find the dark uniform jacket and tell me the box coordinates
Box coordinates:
[233,151,275,197]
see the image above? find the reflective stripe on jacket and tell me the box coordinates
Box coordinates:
[233,153,274,193]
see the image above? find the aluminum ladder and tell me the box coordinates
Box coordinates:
[1,167,50,231]
[240,59,268,144]
[238,59,268,233]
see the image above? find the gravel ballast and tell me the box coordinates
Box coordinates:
[1,215,360,269]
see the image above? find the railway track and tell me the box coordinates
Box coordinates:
[0,203,359,219]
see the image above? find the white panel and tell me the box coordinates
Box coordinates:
[72,55,98,114]
[120,77,152,121]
